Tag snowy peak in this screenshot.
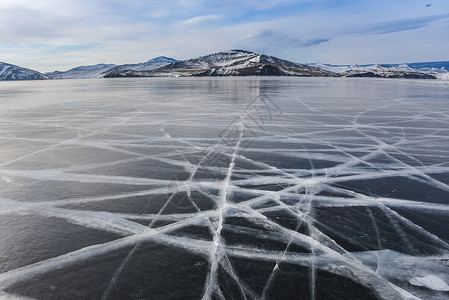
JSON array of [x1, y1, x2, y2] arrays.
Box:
[[164, 50, 262, 70], [0, 62, 47, 81], [167, 49, 335, 76], [105, 50, 335, 77], [145, 56, 178, 64]]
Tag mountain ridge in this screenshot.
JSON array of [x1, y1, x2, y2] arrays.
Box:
[[45, 64, 117, 79], [1, 51, 448, 80], [104, 56, 179, 77], [308, 62, 443, 79], [104, 50, 336, 78]]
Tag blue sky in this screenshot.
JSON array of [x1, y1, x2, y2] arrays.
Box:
[[1, 0, 448, 72]]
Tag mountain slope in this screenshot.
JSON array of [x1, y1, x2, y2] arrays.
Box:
[[45, 64, 117, 79], [0, 62, 47, 81], [104, 57, 179, 77], [105, 50, 336, 77], [46, 57, 178, 79], [407, 61, 449, 80], [309, 63, 444, 79], [3, 53, 446, 81]]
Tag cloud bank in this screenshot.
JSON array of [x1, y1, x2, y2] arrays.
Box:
[[0, 0, 448, 71]]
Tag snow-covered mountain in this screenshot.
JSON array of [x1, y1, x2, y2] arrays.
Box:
[[104, 57, 179, 77], [45, 64, 117, 79], [0, 62, 47, 81], [3, 53, 448, 80], [309, 62, 447, 79], [45, 57, 178, 79], [105, 50, 336, 77], [407, 61, 449, 80]]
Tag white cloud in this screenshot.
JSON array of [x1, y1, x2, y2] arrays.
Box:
[[182, 14, 222, 26], [1, 0, 448, 72]]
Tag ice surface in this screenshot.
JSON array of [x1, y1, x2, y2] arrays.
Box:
[[409, 275, 449, 291], [0, 78, 448, 299]]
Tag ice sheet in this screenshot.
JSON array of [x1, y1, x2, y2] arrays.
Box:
[[0, 78, 448, 299]]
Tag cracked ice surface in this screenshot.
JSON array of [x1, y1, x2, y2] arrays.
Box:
[[0, 78, 448, 299]]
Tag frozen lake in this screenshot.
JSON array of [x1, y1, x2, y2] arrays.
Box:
[[0, 77, 448, 299]]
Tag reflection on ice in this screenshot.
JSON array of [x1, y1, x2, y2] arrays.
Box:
[[0, 78, 448, 299]]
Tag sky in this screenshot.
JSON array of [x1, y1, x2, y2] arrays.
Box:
[[0, 0, 448, 72]]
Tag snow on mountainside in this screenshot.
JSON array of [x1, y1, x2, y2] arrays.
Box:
[[105, 50, 335, 77], [0, 62, 47, 81], [45, 57, 178, 79], [309, 62, 448, 79], [104, 57, 179, 77], [408, 62, 449, 80], [3, 53, 447, 80], [45, 64, 117, 79]]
